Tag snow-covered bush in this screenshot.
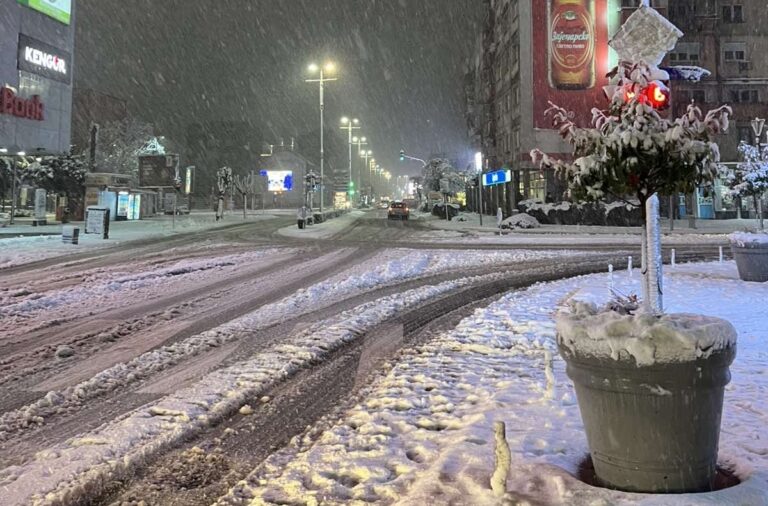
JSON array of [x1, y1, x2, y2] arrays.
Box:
[[721, 142, 768, 229], [422, 159, 465, 196], [501, 213, 540, 230], [531, 61, 731, 216], [24, 155, 87, 202]]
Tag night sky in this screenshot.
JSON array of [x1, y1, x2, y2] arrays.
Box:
[[74, 0, 480, 178]]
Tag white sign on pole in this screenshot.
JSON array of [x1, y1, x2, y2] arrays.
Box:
[[34, 188, 47, 225]]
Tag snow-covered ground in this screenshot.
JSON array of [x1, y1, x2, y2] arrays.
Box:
[[0, 248, 582, 442], [0, 212, 278, 269], [0, 267, 519, 505], [220, 261, 768, 505], [423, 212, 738, 244]]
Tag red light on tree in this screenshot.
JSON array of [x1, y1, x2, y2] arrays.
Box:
[[621, 81, 670, 110], [645, 81, 670, 110]]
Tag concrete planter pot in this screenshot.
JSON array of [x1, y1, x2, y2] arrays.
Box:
[[557, 310, 737, 493], [730, 237, 768, 282]]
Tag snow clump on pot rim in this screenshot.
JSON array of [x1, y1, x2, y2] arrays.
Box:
[[729, 232, 768, 248], [556, 301, 737, 366]]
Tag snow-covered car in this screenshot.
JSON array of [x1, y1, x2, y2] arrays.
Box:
[[387, 201, 410, 220]]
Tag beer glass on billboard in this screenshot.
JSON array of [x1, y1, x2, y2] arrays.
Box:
[[548, 0, 596, 90]]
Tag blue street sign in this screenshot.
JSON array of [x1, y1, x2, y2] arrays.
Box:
[[259, 169, 268, 177], [482, 169, 511, 187]]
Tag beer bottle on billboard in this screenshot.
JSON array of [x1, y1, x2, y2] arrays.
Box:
[[548, 0, 596, 90]]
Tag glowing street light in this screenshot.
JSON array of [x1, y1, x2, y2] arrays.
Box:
[[340, 117, 361, 201], [306, 61, 338, 212]]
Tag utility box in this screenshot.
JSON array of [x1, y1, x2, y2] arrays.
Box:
[[62, 225, 79, 244]]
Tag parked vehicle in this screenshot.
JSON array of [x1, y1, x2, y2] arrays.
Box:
[[387, 201, 410, 220]]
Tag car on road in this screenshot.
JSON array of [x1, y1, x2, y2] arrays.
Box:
[[377, 200, 390, 209], [387, 201, 410, 220]]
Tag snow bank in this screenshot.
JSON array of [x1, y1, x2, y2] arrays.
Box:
[[217, 261, 768, 505], [277, 211, 362, 240], [556, 305, 737, 366], [501, 213, 540, 230]]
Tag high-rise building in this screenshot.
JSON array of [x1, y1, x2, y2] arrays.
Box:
[[466, 0, 767, 219]]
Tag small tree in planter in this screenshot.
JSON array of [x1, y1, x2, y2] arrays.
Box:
[[533, 61, 731, 310], [531, 61, 738, 493], [723, 142, 768, 281]]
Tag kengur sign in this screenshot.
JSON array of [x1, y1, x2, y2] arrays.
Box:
[[1, 86, 44, 121], [18, 34, 71, 84]]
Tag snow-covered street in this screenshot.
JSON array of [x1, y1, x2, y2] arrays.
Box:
[[217, 261, 767, 506], [0, 211, 756, 506]]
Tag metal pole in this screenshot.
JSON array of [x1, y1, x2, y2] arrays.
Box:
[[319, 69, 324, 213], [478, 180, 484, 226], [10, 160, 17, 226], [645, 194, 663, 314], [347, 125, 352, 203]]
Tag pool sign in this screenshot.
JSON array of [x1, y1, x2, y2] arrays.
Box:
[[482, 169, 512, 187], [17, 0, 72, 25]]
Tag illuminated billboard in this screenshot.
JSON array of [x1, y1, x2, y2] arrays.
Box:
[[17, 0, 72, 25], [266, 171, 293, 192], [532, 0, 610, 129]]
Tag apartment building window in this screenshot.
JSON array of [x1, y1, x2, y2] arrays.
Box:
[[721, 3, 744, 23], [669, 42, 700, 63], [621, 0, 666, 7], [676, 89, 706, 104], [723, 42, 747, 61], [729, 89, 759, 103]]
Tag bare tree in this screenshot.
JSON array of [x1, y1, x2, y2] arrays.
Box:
[[233, 172, 258, 219]]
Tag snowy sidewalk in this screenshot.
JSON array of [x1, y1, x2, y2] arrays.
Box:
[[423, 212, 741, 240], [223, 262, 768, 505], [0, 212, 280, 269]]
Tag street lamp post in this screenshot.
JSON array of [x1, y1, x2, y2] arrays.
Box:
[[361, 149, 373, 198], [352, 136, 368, 201], [306, 62, 337, 213], [751, 117, 766, 230], [340, 117, 360, 203]]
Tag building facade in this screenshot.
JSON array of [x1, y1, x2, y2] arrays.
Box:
[[0, 0, 75, 155], [467, 0, 768, 219]]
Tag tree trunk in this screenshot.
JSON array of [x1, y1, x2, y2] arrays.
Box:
[[645, 194, 663, 314]]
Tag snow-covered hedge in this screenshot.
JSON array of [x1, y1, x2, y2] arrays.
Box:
[[501, 213, 540, 230], [518, 199, 642, 226]]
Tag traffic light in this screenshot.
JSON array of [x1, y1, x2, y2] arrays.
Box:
[[623, 81, 670, 110], [348, 180, 355, 196], [645, 81, 670, 110], [399, 150, 405, 162]]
